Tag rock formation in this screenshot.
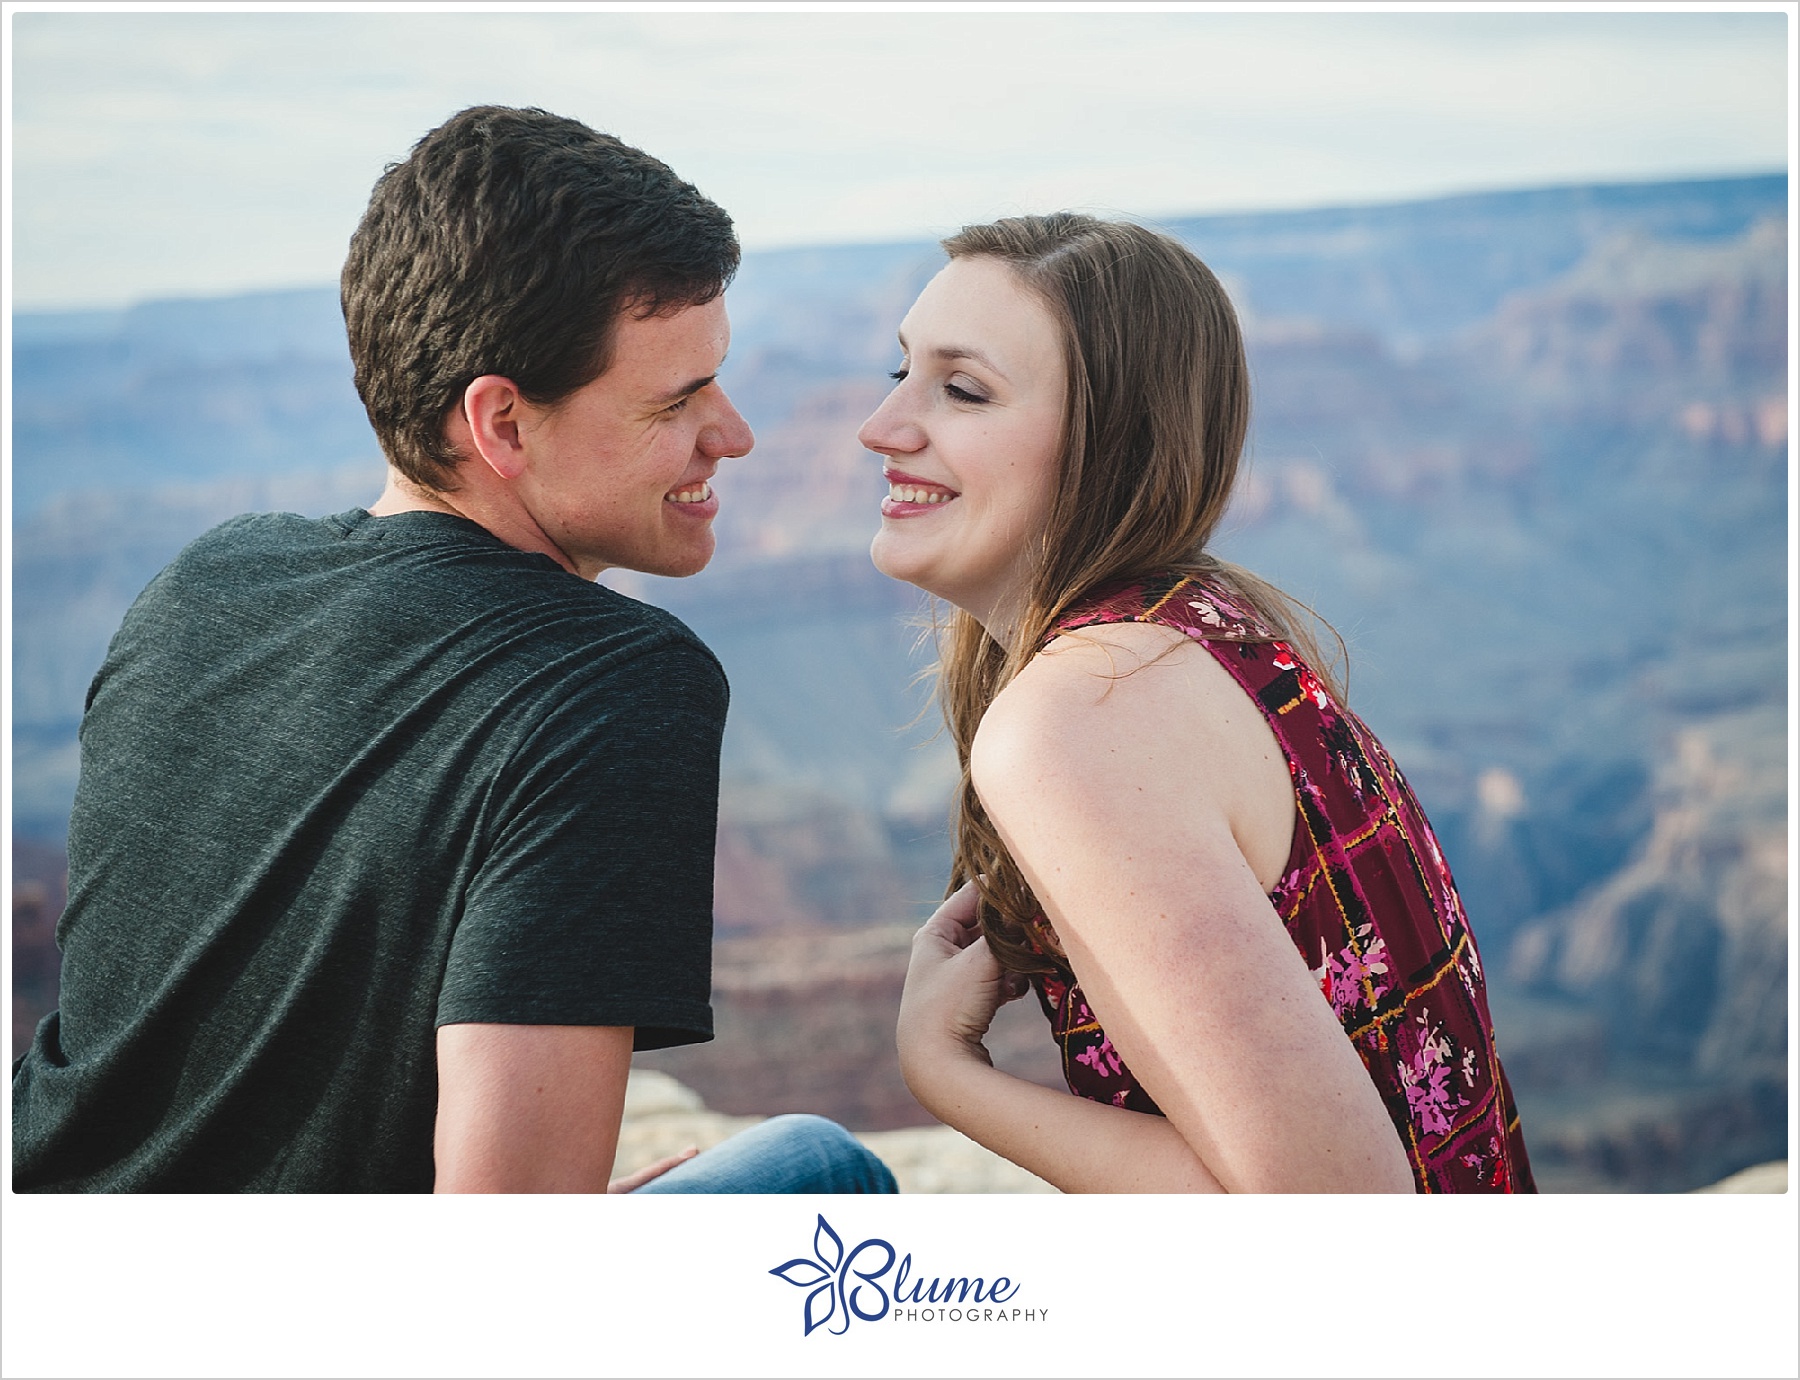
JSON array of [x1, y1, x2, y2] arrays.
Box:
[[616, 1069, 1055, 1194], [10, 174, 1787, 1192]]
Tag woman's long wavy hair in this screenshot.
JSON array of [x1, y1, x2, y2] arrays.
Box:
[[935, 213, 1345, 976]]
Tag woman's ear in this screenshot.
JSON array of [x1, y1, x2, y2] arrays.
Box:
[[446, 375, 530, 481]]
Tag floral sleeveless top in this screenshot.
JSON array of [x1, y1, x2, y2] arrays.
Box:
[[1026, 573, 1535, 1193]]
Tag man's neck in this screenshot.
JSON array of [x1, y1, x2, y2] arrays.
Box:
[[368, 470, 463, 519], [367, 467, 583, 578]]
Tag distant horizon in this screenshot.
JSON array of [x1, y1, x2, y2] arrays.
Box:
[[11, 7, 1787, 313], [12, 166, 1788, 321]]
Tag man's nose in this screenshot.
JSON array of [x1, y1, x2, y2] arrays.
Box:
[[704, 388, 754, 459]]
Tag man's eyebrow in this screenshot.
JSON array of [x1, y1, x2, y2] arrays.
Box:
[[649, 372, 718, 406]]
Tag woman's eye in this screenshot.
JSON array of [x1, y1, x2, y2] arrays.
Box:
[[888, 368, 909, 382], [945, 383, 989, 404]]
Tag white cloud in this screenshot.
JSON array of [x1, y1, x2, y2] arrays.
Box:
[[8, 7, 1789, 310]]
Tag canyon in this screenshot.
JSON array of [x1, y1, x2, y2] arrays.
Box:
[[11, 173, 1789, 1190]]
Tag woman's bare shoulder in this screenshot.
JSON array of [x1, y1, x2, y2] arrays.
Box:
[[974, 619, 1290, 876], [1038, 617, 1196, 666], [972, 623, 1215, 798], [981, 621, 1250, 744], [977, 623, 1170, 744]]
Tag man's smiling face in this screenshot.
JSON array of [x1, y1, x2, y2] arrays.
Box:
[[512, 295, 754, 579]]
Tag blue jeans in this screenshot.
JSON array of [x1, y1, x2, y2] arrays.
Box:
[[632, 1114, 898, 1194]]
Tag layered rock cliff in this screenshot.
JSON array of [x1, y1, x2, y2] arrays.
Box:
[[10, 175, 1788, 1190]]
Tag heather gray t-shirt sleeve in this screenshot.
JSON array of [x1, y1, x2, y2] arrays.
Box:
[[435, 639, 725, 1049]]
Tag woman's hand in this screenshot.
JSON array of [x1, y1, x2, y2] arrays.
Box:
[[896, 882, 1030, 1102], [893, 881, 1229, 1193]]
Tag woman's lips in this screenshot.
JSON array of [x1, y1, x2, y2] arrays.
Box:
[[881, 469, 959, 518]]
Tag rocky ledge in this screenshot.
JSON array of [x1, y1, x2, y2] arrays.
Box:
[[618, 1070, 1785, 1194], [1693, 1160, 1788, 1193], [617, 1069, 1055, 1193]]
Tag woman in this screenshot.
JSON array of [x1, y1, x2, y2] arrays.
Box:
[[863, 213, 1533, 1193]]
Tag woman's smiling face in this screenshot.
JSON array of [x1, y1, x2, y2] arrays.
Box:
[[858, 256, 1068, 633]]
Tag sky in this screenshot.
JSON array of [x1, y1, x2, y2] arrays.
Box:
[[6, 4, 1792, 313]]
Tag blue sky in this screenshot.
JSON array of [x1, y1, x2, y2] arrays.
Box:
[[7, 5, 1793, 311]]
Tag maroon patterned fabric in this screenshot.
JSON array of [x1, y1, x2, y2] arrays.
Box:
[[1025, 573, 1535, 1193]]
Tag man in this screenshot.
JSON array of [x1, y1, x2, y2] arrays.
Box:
[[13, 106, 894, 1194]]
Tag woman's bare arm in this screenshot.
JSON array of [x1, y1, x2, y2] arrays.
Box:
[[897, 883, 1226, 1192], [902, 624, 1415, 1194]]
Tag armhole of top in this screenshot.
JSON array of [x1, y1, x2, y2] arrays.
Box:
[[1055, 590, 1312, 909]]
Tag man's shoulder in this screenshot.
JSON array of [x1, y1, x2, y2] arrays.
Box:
[[147, 508, 363, 594], [132, 507, 725, 697], [168, 508, 323, 559], [391, 544, 730, 716], [539, 589, 728, 707], [555, 588, 726, 694]]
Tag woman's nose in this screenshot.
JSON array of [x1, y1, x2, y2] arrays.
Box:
[[857, 387, 922, 455]]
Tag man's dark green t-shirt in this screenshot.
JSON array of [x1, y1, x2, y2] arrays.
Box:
[[12, 509, 725, 1192]]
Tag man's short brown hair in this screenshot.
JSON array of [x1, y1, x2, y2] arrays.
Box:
[[342, 106, 739, 491]]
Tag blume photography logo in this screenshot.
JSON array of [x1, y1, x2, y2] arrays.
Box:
[[768, 1214, 1046, 1336]]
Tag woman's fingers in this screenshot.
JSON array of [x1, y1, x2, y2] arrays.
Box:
[[953, 929, 1000, 977], [919, 880, 983, 949], [942, 877, 981, 917], [912, 887, 1031, 1016], [964, 936, 1029, 1000]]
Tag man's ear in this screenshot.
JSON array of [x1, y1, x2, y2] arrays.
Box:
[[446, 375, 531, 481]]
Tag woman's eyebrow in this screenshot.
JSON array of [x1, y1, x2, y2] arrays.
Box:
[[934, 346, 1006, 378], [895, 333, 1009, 380]]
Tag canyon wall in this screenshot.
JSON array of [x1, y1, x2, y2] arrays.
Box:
[[11, 174, 1788, 1189]]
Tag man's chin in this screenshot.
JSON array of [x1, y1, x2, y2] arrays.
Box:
[[631, 536, 717, 581]]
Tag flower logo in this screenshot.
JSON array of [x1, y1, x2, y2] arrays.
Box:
[[768, 1214, 896, 1336]]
